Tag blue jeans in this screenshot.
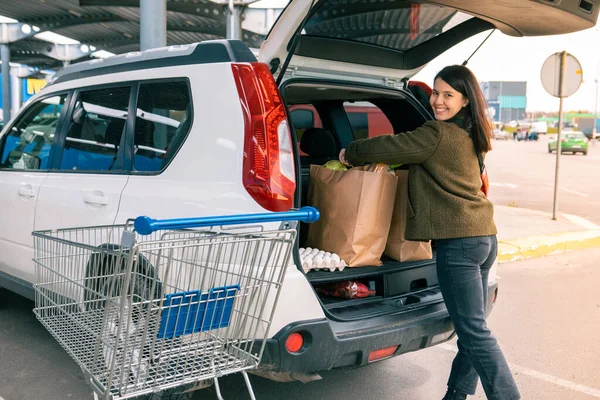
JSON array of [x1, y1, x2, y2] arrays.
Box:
[[436, 236, 520, 400]]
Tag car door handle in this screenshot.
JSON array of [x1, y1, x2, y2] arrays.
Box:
[[17, 185, 35, 198], [83, 195, 109, 206]]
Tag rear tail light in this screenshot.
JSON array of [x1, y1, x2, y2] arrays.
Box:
[[231, 62, 296, 212], [368, 345, 398, 362]]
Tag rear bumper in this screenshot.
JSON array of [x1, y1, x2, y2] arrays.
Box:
[[259, 282, 498, 373]]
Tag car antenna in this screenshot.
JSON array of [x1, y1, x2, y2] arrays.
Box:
[[461, 29, 496, 66]]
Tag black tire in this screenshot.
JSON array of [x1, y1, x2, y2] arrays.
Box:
[[583, 150, 588, 156], [84, 245, 163, 394], [548, 147, 552, 153], [84, 244, 162, 310], [138, 388, 195, 400]]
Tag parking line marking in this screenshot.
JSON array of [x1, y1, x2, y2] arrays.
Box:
[[438, 343, 600, 398], [559, 187, 589, 197], [561, 213, 600, 230]]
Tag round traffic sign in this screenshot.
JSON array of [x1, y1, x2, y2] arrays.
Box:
[[541, 52, 583, 98]]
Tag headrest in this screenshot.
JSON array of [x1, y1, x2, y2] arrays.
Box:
[[72, 105, 86, 124], [408, 80, 433, 114], [299, 127, 337, 157]]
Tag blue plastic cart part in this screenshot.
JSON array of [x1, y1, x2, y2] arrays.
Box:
[[134, 206, 320, 235], [157, 284, 241, 339]]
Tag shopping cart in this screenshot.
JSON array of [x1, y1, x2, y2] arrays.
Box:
[[32, 207, 320, 400]]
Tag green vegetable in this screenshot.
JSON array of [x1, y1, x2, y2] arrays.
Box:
[[323, 160, 348, 171]]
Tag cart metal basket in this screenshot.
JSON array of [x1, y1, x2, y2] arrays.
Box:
[[32, 207, 319, 400]]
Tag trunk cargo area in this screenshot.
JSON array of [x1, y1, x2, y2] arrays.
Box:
[[306, 254, 440, 321], [283, 79, 443, 321]]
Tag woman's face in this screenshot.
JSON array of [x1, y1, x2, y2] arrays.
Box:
[[430, 77, 469, 121]]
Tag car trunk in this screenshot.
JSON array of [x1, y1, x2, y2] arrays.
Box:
[[266, 0, 599, 322], [260, 0, 599, 86], [282, 79, 442, 321]]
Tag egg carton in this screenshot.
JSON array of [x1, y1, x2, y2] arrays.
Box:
[[305, 263, 347, 273], [299, 247, 348, 273]]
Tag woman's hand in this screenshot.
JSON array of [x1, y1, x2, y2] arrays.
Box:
[[339, 149, 351, 166]]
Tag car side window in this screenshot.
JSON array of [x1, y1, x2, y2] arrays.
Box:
[[0, 95, 66, 170], [344, 101, 393, 139], [59, 87, 130, 172], [347, 110, 369, 139], [133, 81, 192, 172], [291, 109, 314, 139], [290, 106, 319, 156]]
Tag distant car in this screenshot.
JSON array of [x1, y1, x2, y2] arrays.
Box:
[[493, 129, 511, 140], [528, 131, 539, 141], [516, 129, 538, 141], [581, 130, 600, 140], [548, 132, 588, 155], [530, 121, 548, 135]]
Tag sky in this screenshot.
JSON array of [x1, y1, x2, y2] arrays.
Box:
[[413, 24, 600, 113]]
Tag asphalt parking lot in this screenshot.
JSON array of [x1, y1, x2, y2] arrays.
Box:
[[2, 136, 600, 400], [3, 247, 600, 400]]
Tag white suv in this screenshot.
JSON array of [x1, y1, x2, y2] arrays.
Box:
[[0, 0, 596, 383]]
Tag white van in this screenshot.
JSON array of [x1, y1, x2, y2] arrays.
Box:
[[0, 0, 596, 391], [531, 121, 548, 135]]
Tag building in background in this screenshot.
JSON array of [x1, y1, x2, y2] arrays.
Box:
[[481, 81, 527, 123]]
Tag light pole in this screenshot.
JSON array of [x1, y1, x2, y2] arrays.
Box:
[[593, 77, 598, 141], [499, 80, 503, 123]]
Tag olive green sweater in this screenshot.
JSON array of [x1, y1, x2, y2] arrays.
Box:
[[345, 120, 497, 241]]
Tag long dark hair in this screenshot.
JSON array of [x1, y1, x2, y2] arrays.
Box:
[[434, 65, 492, 153]]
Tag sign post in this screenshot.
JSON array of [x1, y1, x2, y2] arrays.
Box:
[[541, 52, 583, 220]]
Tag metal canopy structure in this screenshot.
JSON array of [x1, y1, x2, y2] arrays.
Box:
[[0, 0, 266, 70]]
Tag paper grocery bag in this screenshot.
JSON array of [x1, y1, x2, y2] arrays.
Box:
[[384, 170, 433, 262], [305, 164, 397, 267]]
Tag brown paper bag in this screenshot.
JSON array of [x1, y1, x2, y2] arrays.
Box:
[[305, 164, 397, 267], [385, 170, 433, 262]]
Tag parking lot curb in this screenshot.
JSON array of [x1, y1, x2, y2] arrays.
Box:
[[498, 229, 600, 263]]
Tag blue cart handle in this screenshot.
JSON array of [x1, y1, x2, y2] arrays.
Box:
[[134, 206, 320, 235]]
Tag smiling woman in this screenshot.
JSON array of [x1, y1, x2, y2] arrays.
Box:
[[341, 65, 517, 400]]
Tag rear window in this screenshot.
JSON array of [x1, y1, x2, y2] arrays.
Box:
[[304, 2, 472, 52], [133, 81, 192, 173]]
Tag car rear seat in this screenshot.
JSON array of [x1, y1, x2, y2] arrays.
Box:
[[298, 127, 338, 205], [297, 127, 338, 246]]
